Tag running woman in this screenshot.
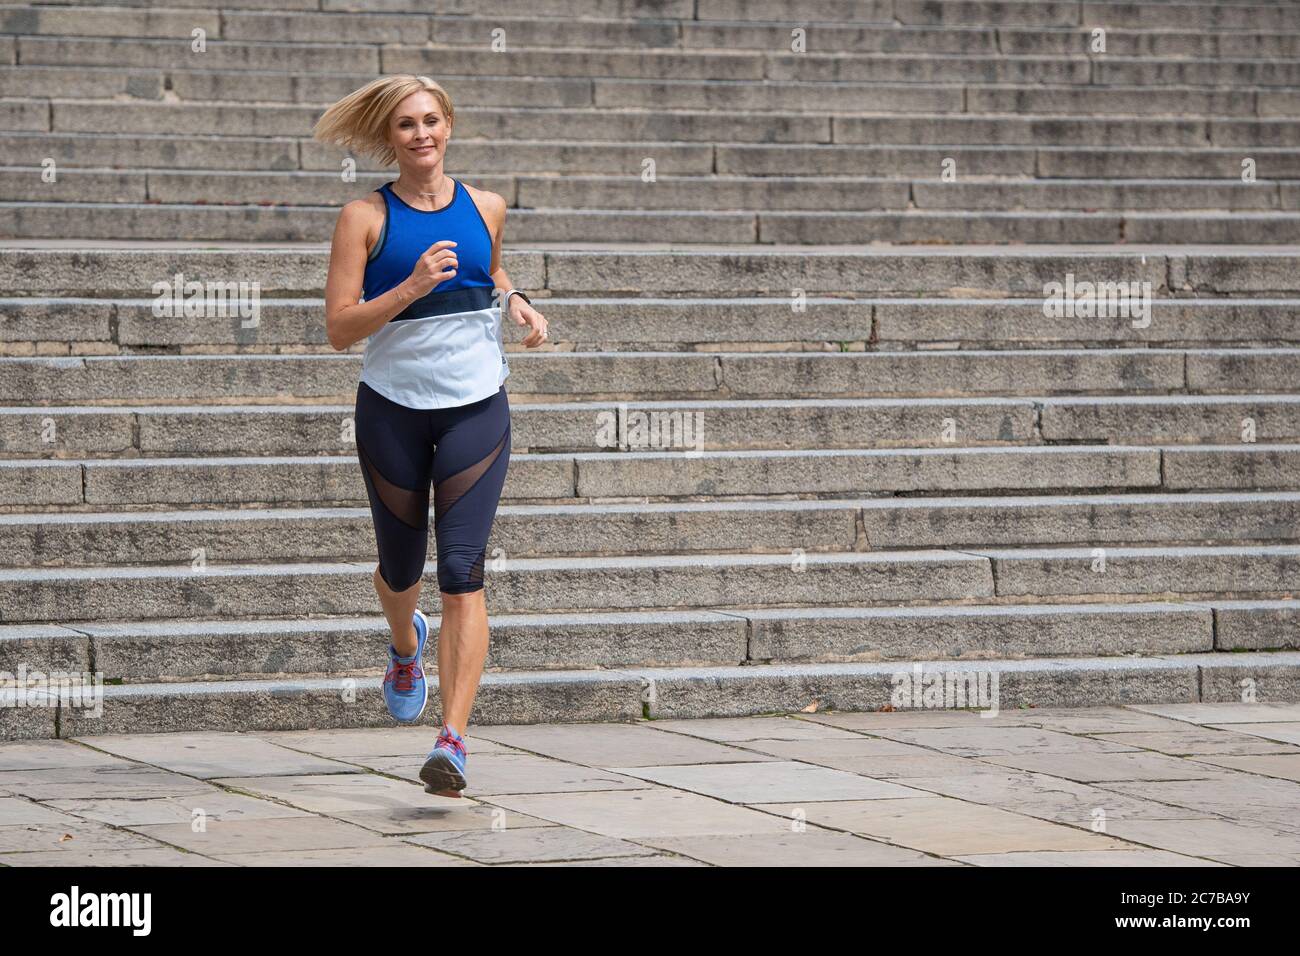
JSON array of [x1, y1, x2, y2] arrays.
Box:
[[313, 75, 548, 798]]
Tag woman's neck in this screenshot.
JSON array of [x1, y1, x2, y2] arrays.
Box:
[[393, 169, 451, 208]]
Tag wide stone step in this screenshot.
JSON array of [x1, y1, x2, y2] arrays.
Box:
[[10, 395, 1300, 458], [5, 349, 1290, 403], [0, 396, 1041, 456], [11, 201, 1300, 243], [0, 242, 1274, 296], [0, 443, 1171, 508], [11, 246, 1295, 297], [7, 132, 1298, 179], [6, 169, 1297, 212], [970, 543, 1300, 599], [835, 114, 1298, 146], [12, 28, 1300, 85], [9, 443, 1300, 512], [1038, 394, 1300, 443], [8, 18, 1300, 59], [11, 98, 1299, 143], [1099, 58, 1300, 87], [2, 543, 1288, 617], [1182, 349, 1300, 393], [0, 550, 997, 622], [8, 650, 1299, 740], [869, 299, 1300, 348], [7, 0, 1298, 31], [5, 64, 1299, 116], [999, 28, 1300, 58], [7, 3, 1299, 50], [9, 296, 1300, 352], [1035, 147, 1300, 177], [0, 600, 1228, 681], [4, 491, 1299, 567]]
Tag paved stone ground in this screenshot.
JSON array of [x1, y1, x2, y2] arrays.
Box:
[[2, 702, 1299, 867]]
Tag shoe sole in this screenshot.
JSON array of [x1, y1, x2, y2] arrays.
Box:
[[420, 750, 467, 796], [387, 609, 430, 725]]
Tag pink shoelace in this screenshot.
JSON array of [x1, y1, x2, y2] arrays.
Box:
[[384, 659, 423, 694], [435, 728, 466, 757]]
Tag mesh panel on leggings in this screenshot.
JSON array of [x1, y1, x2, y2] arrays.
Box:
[[433, 429, 508, 523], [357, 436, 429, 531], [460, 548, 487, 592]]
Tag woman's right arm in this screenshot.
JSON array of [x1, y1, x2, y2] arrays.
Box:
[[324, 199, 458, 351]]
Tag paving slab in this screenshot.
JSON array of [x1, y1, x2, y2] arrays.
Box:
[[980, 751, 1242, 782], [1098, 818, 1300, 866], [864, 726, 1142, 757], [210, 772, 461, 814], [0, 766, 216, 800], [1206, 721, 1300, 745], [955, 849, 1224, 867], [642, 715, 869, 742], [0, 796, 96, 827], [1180, 753, 1300, 783], [421, 753, 658, 797], [0, 815, 164, 854], [0, 847, 234, 866], [752, 796, 1132, 856], [331, 804, 560, 836], [889, 770, 1213, 828], [480, 788, 799, 839], [609, 760, 924, 803], [1098, 774, 1300, 832], [720, 735, 1017, 778], [641, 829, 961, 866], [989, 708, 1209, 734], [70, 731, 357, 778], [252, 727, 518, 758], [464, 721, 781, 767], [42, 790, 313, 827], [1086, 728, 1300, 755], [803, 709, 1093, 731], [316, 753, 448, 779], [127, 816, 393, 854], [404, 824, 660, 864], [0, 739, 135, 771], [208, 845, 480, 866], [1131, 702, 1300, 725], [510, 853, 707, 866]]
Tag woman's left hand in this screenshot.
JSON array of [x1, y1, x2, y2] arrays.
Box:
[[510, 297, 549, 348]]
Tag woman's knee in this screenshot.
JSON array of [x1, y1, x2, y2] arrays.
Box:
[[376, 557, 425, 595], [436, 546, 487, 594]]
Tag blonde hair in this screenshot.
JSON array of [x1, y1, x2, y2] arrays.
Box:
[[312, 75, 455, 168]]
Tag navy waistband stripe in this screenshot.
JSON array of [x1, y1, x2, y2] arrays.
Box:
[[393, 285, 496, 322]]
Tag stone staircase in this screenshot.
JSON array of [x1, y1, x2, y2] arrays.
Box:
[[2, 0, 1299, 739]]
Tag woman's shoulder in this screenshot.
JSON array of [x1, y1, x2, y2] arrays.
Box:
[[339, 188, 387, 224], [460, 180, 506, 231], [333, 190, 388, 260]]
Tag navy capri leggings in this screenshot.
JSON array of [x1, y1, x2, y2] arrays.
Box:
[[353, 380, 511, 594]]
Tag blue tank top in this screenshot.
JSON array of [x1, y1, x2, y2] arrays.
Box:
[[358, 178, 509, 409]]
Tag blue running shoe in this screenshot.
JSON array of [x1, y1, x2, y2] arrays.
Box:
[[420, 722, 468, 797], [382, 609, 429, 724]]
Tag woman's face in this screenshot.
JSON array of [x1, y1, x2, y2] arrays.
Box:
[[387, 91, 450, 172]]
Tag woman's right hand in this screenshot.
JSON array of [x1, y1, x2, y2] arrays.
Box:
[[403, 240, 458, 297]]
